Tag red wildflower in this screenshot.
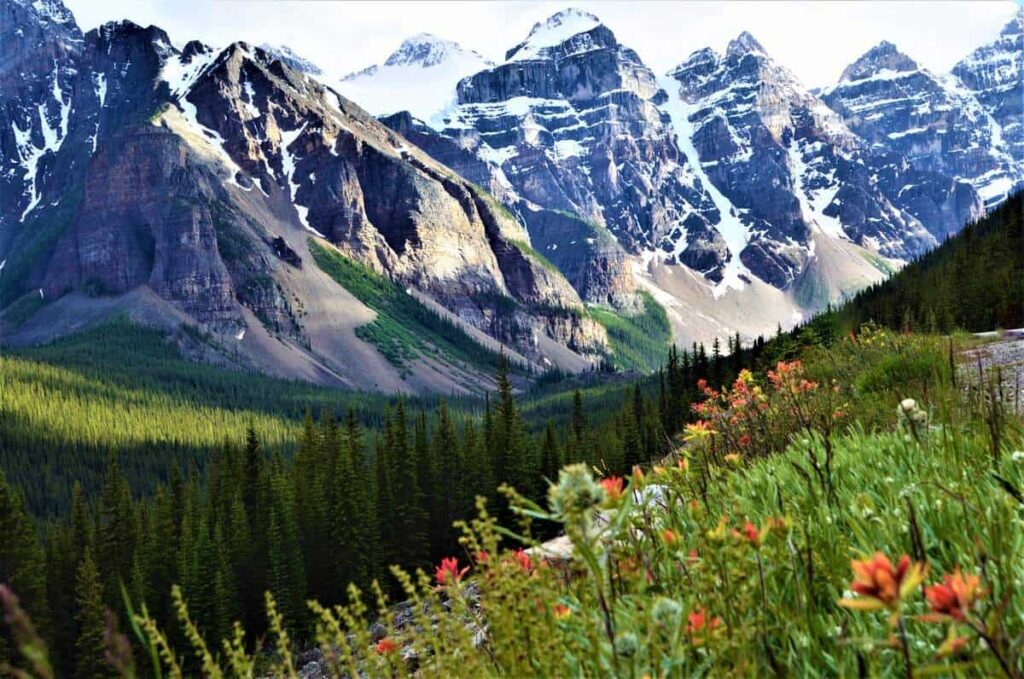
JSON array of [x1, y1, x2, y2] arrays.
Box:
[[375, 637, 398, 655], [738, 434, 752, 448], [512, 548, 533, 573], [600, 476, 625, 501], [553, 604, 572, 620], [688, 549, 699, 564], [923, 568, 982, 622], [475, 550, 490, 564], [435, 557, 468, 586], [738, 521, 760, 547], [686, 608, 723, 642], [839, 552, 925, 612]]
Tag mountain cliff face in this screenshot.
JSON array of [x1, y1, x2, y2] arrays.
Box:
[[821, 40, 1019, 212], [950, 9, 1024, 203], [351, 11, 989, 320], [664, 32, 983, 282], [0, 1, 608, 393]]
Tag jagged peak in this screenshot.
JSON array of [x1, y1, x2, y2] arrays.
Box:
[[182, 40, 213, 61], [258, 43, 324, 76], [839, 40, 920, 82], [726, 31, 767, 59], [383, 33, 491, 68], [12, 0, 77, 28], [505, 7, 604, 61], [91, 20, 175, 57], [1001, 6, 1023, 36], [668, 46, 719, 76]]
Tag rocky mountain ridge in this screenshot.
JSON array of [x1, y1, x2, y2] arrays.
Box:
[[0, 0, 609, 394], [338, 8, 1015, 345]]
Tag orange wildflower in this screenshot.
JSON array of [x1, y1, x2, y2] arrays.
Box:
[[923, 568, 982, 622], [435, 557, 468, 586], [661, 528, 679, 545], [553, 604, 572, 620], [839, 552, 925, 612], [511, 548, 533, 573], [375, 637, 398, 655], [600, 476, 625, 501]]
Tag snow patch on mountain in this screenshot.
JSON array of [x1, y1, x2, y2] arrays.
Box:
[[505, 8, 601, 61], [338, 34, 492, 129], [656, 74, 750, 297]]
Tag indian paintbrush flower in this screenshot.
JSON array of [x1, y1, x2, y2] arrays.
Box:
[[839, 552, 925, 615], [435, 557, 468, 586], [375, 637, 398, 655], [600, 476, 625, 502], [923, 568, 982, 622]]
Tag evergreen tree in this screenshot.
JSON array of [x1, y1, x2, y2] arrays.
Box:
[[73, 549, 107, 679], [0, 471, 49, 665]]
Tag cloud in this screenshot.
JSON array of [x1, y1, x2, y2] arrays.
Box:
[[63, 0, 1019, 87]]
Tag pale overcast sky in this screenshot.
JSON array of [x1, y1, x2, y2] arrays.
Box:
[[62, 0, 1022, 87]]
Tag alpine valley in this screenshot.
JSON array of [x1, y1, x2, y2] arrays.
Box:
[[2, 1, 1021, 393]]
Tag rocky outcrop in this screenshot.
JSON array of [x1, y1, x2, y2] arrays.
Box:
[[665, 31, 969, 287], [949, 9, 1024, 204], [820, 41, 1009, 215]]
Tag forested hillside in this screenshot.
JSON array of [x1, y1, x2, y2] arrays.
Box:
[[837, 191, 1023, 332]]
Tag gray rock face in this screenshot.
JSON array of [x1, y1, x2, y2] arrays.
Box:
[[0, 1, 608, 385], [665, 32, 949, 286], [950, 9, 1024, 203], [450, 11, 720, 265], [363, 11, 993, 310], [821, 40, 1014, 214]]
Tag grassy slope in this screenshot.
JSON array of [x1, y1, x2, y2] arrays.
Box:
[[308, 240, 509, 375], [589, 290, 672, 373]]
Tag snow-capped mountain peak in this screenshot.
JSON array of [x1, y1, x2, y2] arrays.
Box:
[[504, 7, 602, 61], [838, 40, 919, 82], [725, 31, 767, 59], [382, 33, 490, 68], [337, 34, 492, 128], [1001, 7, 1023, 36], [12, 0, 77, 28], [257, 43, 323, 76]]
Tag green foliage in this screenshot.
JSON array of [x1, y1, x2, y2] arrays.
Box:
[[589, 291, 672, 373], [21, 330, 1016, 678], [838, 191, 1023, 333], [509, 239, 560, 274], [309, 239, 508, 374], [0, 320, 402, 516]]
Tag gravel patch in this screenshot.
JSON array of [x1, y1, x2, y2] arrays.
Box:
[[960, 331, 1024, 414]]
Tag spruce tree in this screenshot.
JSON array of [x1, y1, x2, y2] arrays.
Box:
[[73, 549, 107, 679]]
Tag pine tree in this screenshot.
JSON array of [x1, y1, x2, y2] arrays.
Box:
[[98, 456, 136, 603], [540, 421, 561, 483], [73, 549, 107, 679], [0, 471, 49, 664]]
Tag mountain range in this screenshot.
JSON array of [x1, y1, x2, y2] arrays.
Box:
[[2, 1, 1021, 393]]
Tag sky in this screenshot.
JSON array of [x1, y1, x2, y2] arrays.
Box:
[[62, 0, 1022, 88]]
